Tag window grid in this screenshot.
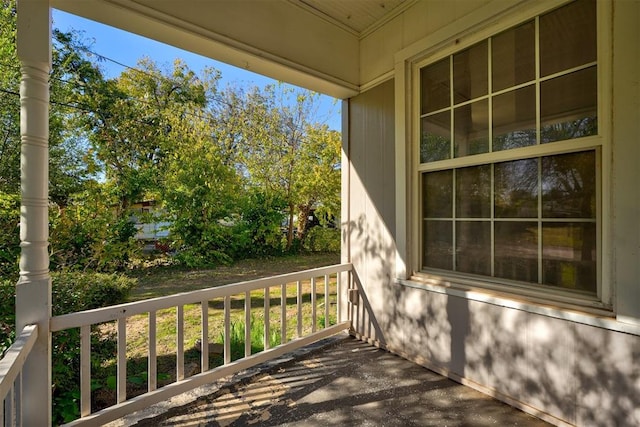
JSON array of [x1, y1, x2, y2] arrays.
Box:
[[419, 0, 599, 293]]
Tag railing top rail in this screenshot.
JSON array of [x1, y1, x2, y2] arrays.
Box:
[[51, 263, 352, 332], [0, 324, 38, 400]]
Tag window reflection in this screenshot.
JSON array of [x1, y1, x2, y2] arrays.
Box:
[[542, 222, 596, 292], [541, 67, 597, 143], [495, 158, 538, 218], [456, 165, 491, 218], [453, 41, 488, 104], [540, 0, 596, 77], [454, 99, 489, 157], [456, 221, 491, 275], [421, 58, 450, 114], [495, 222, 538, 283], [493, 85, 536, 151], [424, 220, 453, 270], [421, 112, 450, 163], [423, 170, 453, 218], [542, 151, 595, 218], [492, 21, 535, 91]]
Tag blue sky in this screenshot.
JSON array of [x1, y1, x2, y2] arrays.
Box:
[[51, 9, 341, 130]]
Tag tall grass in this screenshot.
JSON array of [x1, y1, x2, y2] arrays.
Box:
[[223, 315, 281, 361]]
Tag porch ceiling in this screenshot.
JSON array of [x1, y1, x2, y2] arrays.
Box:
[[51, 0, 413, 99]]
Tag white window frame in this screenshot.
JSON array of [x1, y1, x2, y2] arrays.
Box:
[[395, 0, 612, 312]]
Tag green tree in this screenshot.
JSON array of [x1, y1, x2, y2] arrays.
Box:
[[239, 85, 340, 249], [294, 124, 341, 241], [78, 58, 206, 212], [0, 2, 98, 200], [161, 85, 243, 265]]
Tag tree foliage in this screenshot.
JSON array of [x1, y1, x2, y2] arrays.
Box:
[[0, 5, 341, 275]]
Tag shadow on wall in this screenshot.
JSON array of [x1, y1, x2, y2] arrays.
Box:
[[464, 302, 640, 426], [381, 282, 640, 426], [343, 213, 397, 348], [382, 280, 470, 379]]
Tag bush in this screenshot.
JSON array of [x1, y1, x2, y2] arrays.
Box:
[[51, 271, 136, 424], [51, 271, 136, 314], [0, 272, 136, 424], [0, 192, 20, 281], [303, 227, 340, 253], [49, 191, 140, 273], [0, 279, 16, 358]]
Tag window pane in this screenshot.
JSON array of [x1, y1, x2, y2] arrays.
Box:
[[542, 151, 596, 218], [454, 99, 489, 157], [456, 165, 491, 218], [423, 170, 453, 218], [540, 67, 597, 143], [492, 21, 535, 91], [456, 221, 491, 275], [542, 222, 596, 293], [421, 112, 451, 163], [495, 222, 538, 283], [493, 85, 536, 151], [453, 41, 488, 104], [540, 0, 596, 77], [495, 159, 538, 218], [421, 58, 450, 114], [424, 220, 453, 270]]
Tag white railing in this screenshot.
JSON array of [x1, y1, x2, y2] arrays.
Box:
[[0, 324, 38, 427], [50, 263, 353, 426]]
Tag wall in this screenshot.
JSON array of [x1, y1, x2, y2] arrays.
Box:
[[346, 1, 640, 426], [344, 79, 398, 348]]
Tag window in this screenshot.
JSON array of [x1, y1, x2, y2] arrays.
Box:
[[418, 0, 599, 295]]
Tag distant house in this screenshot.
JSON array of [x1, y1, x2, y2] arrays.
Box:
[[129, 200, 170, 241]]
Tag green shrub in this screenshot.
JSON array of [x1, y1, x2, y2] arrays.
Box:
[[303, 227, 340, 253], [0, 279, 16, 358], [0, 192, 20, 281], [49, 191, 140, 273], [51, 271, 136, 314], [0, 272, 136, 425]]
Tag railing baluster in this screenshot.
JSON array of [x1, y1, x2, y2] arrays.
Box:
[[148, 311, 157, 392], [117, 318, 127, 403], [1, 390, 5, 426], [296, 280, 302, 338], [80, 324, 91, 416], [4, 383, 13, 427], [176, 305, 184, 381], [244, 291, 251, 358], [264, 287, 270, 350], [311, 277, 317, 333], [324, 274, 330, 327], [15, 373, 21, 427], [337, 271, 342, 322], [224, 296, 231, 365], [281, 284, 286, 344], [201, 301, 209, 372]]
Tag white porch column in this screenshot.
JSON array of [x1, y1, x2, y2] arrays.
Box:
[[16, 0, 52, 425]]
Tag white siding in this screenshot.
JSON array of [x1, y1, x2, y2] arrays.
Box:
[[347, 1, 640, 425]]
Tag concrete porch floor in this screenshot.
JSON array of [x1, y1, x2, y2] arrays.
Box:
[[111, 335, 551, 427]]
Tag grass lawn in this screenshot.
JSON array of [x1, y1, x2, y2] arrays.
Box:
[[128, 252, 340, 300]]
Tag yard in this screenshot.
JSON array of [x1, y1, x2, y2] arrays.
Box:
[[79, 252, 342, 411]]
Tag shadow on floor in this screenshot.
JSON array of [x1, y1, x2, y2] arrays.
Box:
[[123, 335, 550, 427]]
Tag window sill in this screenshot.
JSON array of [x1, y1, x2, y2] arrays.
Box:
[[397, 274, 640, 337]]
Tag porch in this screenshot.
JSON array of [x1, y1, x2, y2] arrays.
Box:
[[0, 262, 550, 426], [6, 0, 640, 426], [109, 335, 550, 427]]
